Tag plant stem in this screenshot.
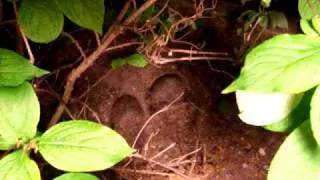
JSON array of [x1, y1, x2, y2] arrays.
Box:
[[12, 2, 35, 64]]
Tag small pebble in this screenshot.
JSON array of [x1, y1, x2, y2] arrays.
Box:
[[242, 163, 248, 168], [259, 148, 266, 156]]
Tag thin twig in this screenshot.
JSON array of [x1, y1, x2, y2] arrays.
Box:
[[150, 143, 176, 160], [142, 129, 160, 157], [132, 154, 190, 179], [115, 168, 175, 177], [62, 32, 87, 59], [104, 42, 144, 53], [94, 32, 101, 46], [168, 48, 228, 56], [151, 56, 233, 65], [132, 92, 184, 148], [124, 0, 158, 25], [13, 2, 35, 64]]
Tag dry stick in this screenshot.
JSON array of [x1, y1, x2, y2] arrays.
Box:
[[103, 42, 144, 53], [152, 56, 233, 65], [115, 168, 175, 177], [132, 92, 184, 149], [168, 48, 228, 56], [169, 148, 201, 167], [48, 0, 158, 127], [142, 129, 160, 157], [132, 154, 191, 179], [13, 3, 35, 64], [62, 32, 87, 59], [150, 143, 176, 160]]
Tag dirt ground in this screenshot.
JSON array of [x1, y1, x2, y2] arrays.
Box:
[[66, 61, 284, 180]]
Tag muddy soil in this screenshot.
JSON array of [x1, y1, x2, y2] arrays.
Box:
[[62, 60, 283, 180]]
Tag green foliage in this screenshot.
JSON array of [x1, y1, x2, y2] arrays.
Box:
[[310, 85, 320, 145], [0, 82, 39, 143], [38, 120, 134, 172], [223, 34, 320, 94], [235, 91, 303, 126], [264, 88, 314, 132], [0, 150, 41, 180], [223, 0, 320, 178], [268, 121, 320, 180], [54, 173, 99, 180], [300, 19, 319, 36], [0, 50, 133, 179], [17, 0, 105, 43], [298, 0, 320, 20], [111, 54, 148, 69], [237, 10, 288, 37], [53, 0, 104, 34], [0, 49, 48, 86], [0, 81, 133, 179], [19, 0, 64, 43]]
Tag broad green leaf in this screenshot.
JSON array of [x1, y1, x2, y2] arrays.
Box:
[[127, 54, 148, 68], [0, 82, 40, 142], [111, 58, 127, 69], [54, 0, 104, 33], [19, 0, 64, 43], [310, 85, 320, 145], [298, 0, 320, 20], [265, 88, 314, 132], [0, 48, 49, 86], [236, 91, 303, 126], [268, 121, 320, 180], [300, 19, 319, 36], [222, 34, 320, 94], [0, 150, 40, 180], [38, 120, 134, 172], [54, 173, 99, 180], [0, 136, 15, 150]]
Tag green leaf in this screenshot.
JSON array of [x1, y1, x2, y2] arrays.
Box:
[[310, 85, 320, 145], [311, 15, 320, 34], [222, 34, 320, 94], [19, 0, 64, 43], [264, 88, 314, 132], [0, 48, 49, 86], [111, 58, 127, 69], [300, 19, 320, 36], [0, 136, 15, 150], [0, 82, 40, 143], [38, 120, 134, 172], [298, 0, 320, 20], [54, 0, 104, 33], [54, 173, 99, 180], [268, 121, 320, 180], [236, 91, 303, 126], [126, 54, 148, 68], [111, 54, 148, 69], [0, 150, 40, 180]]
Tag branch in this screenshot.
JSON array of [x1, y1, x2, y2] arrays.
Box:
[[13, 2, 35, 64]]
